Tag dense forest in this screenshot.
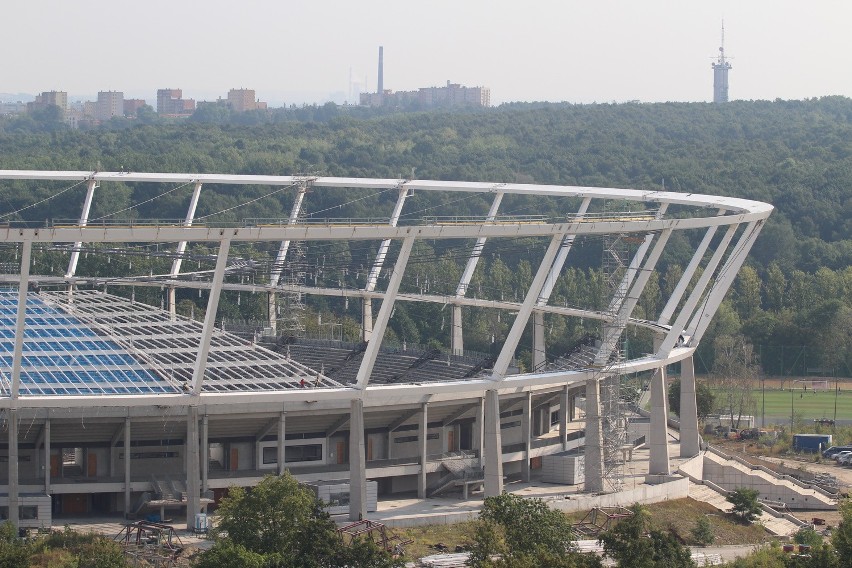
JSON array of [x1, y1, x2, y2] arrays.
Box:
[[0, 98, 850, 377]]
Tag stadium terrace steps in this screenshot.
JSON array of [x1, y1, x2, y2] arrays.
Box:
[[279, 339, 490, 386]]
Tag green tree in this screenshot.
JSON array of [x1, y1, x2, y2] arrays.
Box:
[[727, 488, 762, 523], [736, 265, 762, 320], [690, 516, 715, 546], [792, 526, 823, 548], [765, 262, 787, 311], [667, 377, 715, 421], [713, 334, 759, 429], [0, 522, 30, 568], [195, 541, 265, 568], [831, 499, 852, 559], [469, 493, 601, 568], [207, 473, 401, 567], [215, 472, 319, 555], [599, 503, 695, 568]]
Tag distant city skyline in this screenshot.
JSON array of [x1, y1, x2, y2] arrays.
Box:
[[2, 0, 851, 106]]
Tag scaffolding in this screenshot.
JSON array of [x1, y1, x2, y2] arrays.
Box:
[[275, 184, 308, 338], [598, 219, 632, 492]]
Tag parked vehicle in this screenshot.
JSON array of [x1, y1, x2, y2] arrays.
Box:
[[824, 445, 852, 458], [836, 452, 852, 464], [833, 451, 852, 462]]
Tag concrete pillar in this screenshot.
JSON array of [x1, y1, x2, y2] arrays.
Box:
[[124, 417, 131, 516], [361, 299, 373, 341], [483, 389, 503, 496], [201, 415, 209, 492], [267, 291, 277, 333], [522, 392, 532, 482], [560, 385, 570, 451], [185, 406, 200, 530], [277, 412, 286, 476], [168, 286, 177, 318], [8, 408, 18, 528], [476, 397, 485, 467], [531, 311, 545, 371], [679, 356, 700, 457], [418, 403, 428, 499], [349, 399, 367, 521], [648, 367, 671, 475], [583, 379, 604, 492], [451, 305, 463, 356], [44, 418, 51, 496]]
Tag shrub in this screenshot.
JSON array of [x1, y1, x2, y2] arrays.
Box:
[[690, 516, 715, 546], [727, 488, 762, 524]]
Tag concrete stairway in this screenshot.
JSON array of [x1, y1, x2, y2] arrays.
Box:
[[688, 481, 802, 536], [704, 450, 835, 510]]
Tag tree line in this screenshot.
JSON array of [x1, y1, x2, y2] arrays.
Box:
[[0, 98, 850, 375]]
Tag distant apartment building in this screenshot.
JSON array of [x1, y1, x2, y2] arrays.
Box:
[[96, 91, 124, 120], [227, 88, 266, 112], [360, 81, 490, 108], [0, 101, 27, 115], [27, 91, 68, 116], [123, 99, 146, 117], [156, 89, 195, 116], [419, 81, 490, 107]]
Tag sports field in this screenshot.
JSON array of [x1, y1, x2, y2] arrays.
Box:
[[737, 388, 852, 421]]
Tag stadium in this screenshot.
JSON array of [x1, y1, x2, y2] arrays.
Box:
[[0, 170, 772, 529]]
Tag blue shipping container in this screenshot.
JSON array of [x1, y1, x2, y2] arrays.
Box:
[[793, 433, 832, 453]]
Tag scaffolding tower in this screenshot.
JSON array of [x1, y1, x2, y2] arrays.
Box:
[[598, 221, 631, 492], [268, 179, 310, 338], [277, 209, 307, 338]]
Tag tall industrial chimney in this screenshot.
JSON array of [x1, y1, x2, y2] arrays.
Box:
[[377, 46, 384, 95]]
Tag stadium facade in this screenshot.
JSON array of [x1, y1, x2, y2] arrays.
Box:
[[0, 171, 771, 528]]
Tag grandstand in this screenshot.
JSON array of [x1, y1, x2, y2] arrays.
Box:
[[0, 170, 771, 528]]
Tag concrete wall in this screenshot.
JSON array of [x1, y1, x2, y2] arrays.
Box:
[[112, 445, 183, 477], [381, 477, 691, 528], [547, 477, 691, 513], [0, 495, 52, 529]]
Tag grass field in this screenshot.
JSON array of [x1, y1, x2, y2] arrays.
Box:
[[728, 387, 852, 421]]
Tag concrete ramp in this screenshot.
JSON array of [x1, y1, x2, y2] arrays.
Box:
[[703, 449, 835, 510]]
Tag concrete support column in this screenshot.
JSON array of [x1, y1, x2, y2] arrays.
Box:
[[648, 367, 671, 475], [560, 385, 570, 451], [483, 389, 503, 496], [267, 291, 277, 333], [168, 287, 177, 319], [201, 415, 209, 493], [418, 403, 428, 499], [476, 397, 485, 467], [123, 417, 131, 516], [8, 409, 19, 528], [583, 379, 604, 492], [277, 412, 286, 476], [531, 311, 545, 371], [185, 406, 200, 530], [44, 418, 51, 495], [349, 399, 367, 521], [361, 299, 373, 342], [522, 392, 532, 482], [451, 305, 463, 356], [679, 356, 700, 457]]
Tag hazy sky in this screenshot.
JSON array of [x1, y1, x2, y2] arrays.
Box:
[[3, 0, 851, 106]]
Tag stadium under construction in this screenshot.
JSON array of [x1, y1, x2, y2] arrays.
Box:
[[0, 170, 772, 528]]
